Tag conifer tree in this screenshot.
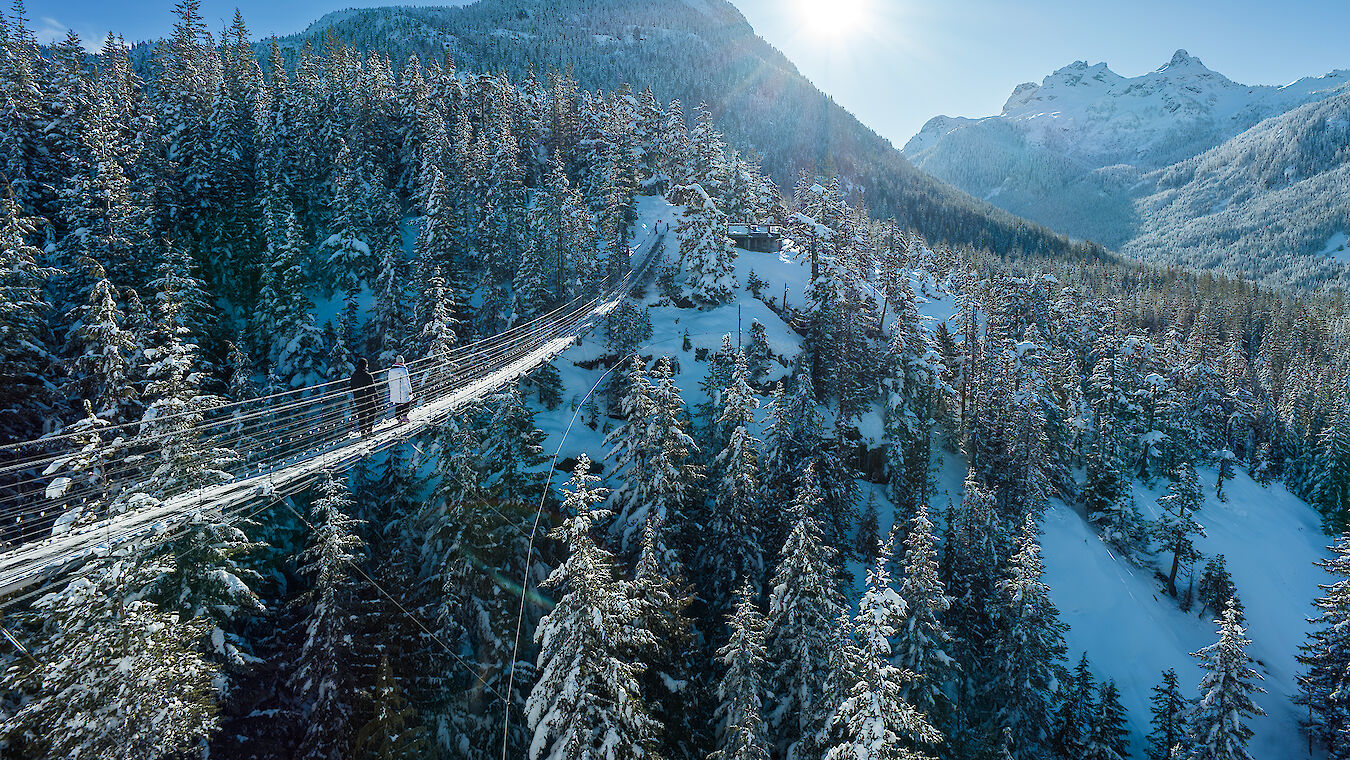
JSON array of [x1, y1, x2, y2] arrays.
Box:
[[744, 319, 772, 383], [371, 227, 410, 366], [323, 142, 376, 294], [645, 356, 702, 567], [944, 472, 1003, 721], [710, 583, 772, 760], [0, 191, 54, 440], [1052, 652, 1095, 758], [707, 351, 764, 607], [678, 183, 736, 304], [632, 517, 698, 758], [69, 274, 139, 423], [826, 532, 942, 760], [988, 514, 1067, 760], [415, 267, 462, 376], [766, 464, 846, 757], [1156, 463, 1206, 599], [1313, 406, 1350, 533], [0, 547, 219, 759], [857, 493, 881, 562], [604, 297, 653, 361], [1299, 534, 1350, 759], [1085, 681, 1129, 760], [1197, 555, 1236, 620], [254, 204, 312, 365], [292, 470, 368, 760], [1147, 669, 1187, 760], [1188, 601, 1265, 760], [279, 310, 328, 389], [526, 456, 658, 760], [895, 495, 956, 723], [606, 356, 657, 553], [351, 655, 432, 760]]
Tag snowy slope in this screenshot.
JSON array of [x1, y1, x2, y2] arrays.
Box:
[[532, 195, 805, 476], [1124, 89, 1350, 289], [895, 281, 1331, 755], [524, 195, 1330, 757], [1044, 470, 1328, 758]]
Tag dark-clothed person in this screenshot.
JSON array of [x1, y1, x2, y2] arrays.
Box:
[[351, 358, 378, 436]]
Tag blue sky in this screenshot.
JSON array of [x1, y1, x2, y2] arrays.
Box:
[[28, 0, 1350, 147]]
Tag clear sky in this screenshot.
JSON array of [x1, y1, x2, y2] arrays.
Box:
[[28, 0, 1350, 148]]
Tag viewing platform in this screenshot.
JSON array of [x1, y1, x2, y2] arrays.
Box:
[[728, 222, 783, 252]]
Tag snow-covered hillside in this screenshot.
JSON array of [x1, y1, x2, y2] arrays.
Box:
[[256, 0, 1096, 267], [903, 50, 1350, 289], [1126, 89, 1350, 288], [528, 196, 1332, 758]]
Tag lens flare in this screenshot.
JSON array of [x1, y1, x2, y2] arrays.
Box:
[[795, 0, 870, 40]]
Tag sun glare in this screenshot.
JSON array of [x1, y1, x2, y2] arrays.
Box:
[[795, 0, 869, 41]]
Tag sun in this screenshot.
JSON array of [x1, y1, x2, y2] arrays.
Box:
[[794, 0, 870, 41]]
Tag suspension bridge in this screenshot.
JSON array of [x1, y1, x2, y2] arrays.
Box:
[[0, 234, 664, 606]]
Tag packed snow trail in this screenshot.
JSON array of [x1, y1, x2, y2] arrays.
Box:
[[0, 235, 664, 604]]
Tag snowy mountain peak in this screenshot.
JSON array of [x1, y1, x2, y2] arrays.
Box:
[[1161, 48, 1203, 70], [903, 51, 1350, 285], [917, 48, 1350, 172]]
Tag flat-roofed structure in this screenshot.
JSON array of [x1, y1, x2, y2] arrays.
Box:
[[728, 223, 783, 253]]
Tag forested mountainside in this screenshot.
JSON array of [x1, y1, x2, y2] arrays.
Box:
[[905, 51, 1350, 291], [241, 0, 1108, 263], [5, 2, 1350, 760]]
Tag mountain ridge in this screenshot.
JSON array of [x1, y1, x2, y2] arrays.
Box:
[[259, 0, 1107, 264], [903, 49, 1350, 289]]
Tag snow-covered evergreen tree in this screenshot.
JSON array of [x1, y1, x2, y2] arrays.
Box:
[[322, 142, 376, 294], [0, 547, 219, 759], [1052, 653, 1096, 759], [766, 463, 847, 758], [1197, 554, 1236, 620], [632, 517, 698, 758], [678, 183, 736, 304], [1156, 463, 1206, 600], [825, 532, 942, 760], [894, 494, 956, 722], [1313, 406, 1350, 533], [988, 514, 1067, 760], [291, 469, 368, 760], [710, 582, 772, 760], [68, 274, 139, 423], [351, 654, 432, 760], [1188, 601, 1265, 760], [1147, 668, 1187, 760], [706, 350, 764, 607], [1300, 533, 1350, 759], [526, 456, 658, 760], [1085, 680, 1129, 760], [606, 357, 656, 554], [0, 191, 54, 440]]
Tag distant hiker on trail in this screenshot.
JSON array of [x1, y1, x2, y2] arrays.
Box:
[[389, 356, 414, 424], [350, 358, 378, 436]]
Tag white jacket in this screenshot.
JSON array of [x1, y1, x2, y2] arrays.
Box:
[[388, 364, 413, 404]]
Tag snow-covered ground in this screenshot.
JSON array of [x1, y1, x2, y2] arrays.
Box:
[[1045, 469, 1327, 757], [1318, 230, 1349, 262], [534, 196, 803, 476], [527, 194, 1330, 758]]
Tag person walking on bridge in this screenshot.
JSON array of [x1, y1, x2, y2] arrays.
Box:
[[389, 355, 414, 424], [350, 358, 378, 436]]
